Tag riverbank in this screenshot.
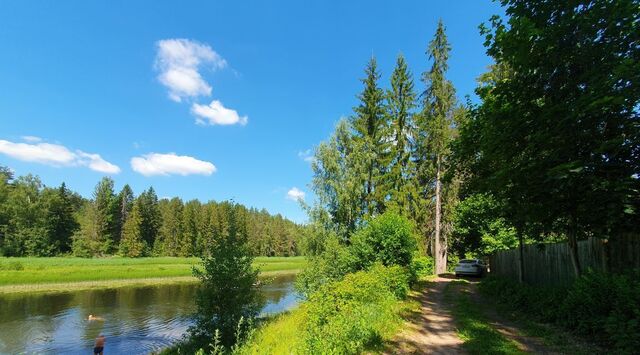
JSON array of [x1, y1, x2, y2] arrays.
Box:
[[0, 256, 306, 294]]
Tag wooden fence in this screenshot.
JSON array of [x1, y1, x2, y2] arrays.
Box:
[[489, 234, 640, 286]]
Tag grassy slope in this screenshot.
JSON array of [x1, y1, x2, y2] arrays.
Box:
[[0, 256, 306, 287], [238, 280, 423, 354]]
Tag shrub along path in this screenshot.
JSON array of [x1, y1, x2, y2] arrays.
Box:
[[385, 275, 555, 354]]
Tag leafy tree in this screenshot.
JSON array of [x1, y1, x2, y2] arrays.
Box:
[[415, 20, 458, 274], [190, 202, 261, 348], [311, 120, 364, 237], [350, 211, 417, 270], [119, 202, 147, 257], [450, 193, 518, 258], [459, 0, 640, 276]]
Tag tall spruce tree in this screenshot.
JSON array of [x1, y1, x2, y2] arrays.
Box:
[[93, 177, 117, 255], [351, 57, 390, 216], [115, 184, 134, 246], [386, 54, 417, 214], [138, 187, 161, 248], [417, 20, 457, 274], [119, 201, 146, 257]]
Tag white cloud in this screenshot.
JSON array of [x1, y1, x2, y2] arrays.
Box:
[[286, 187, 305, 202], [131, 152, 216, 176], [191, 100, 248, 126], [21, 135, 42, 143], [155, 38, 227, 102], [0, 139, 120, 174], [297, 149, 314, 163]]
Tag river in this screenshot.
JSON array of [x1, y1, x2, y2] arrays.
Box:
[[0, 274, 298, 354]]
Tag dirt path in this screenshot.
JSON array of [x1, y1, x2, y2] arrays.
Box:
[[452, 280, 557, 354], [386, 276, 557, 354], [385, 276, 465, 354]]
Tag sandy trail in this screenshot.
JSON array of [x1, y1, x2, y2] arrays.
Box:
[[385, 276, 465, 354]]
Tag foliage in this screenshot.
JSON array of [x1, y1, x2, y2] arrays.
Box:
[[481, 272, 640, 353], [410, 254, 434, 280], [450, 193, 518, 258], [0, 167, 304, 258], [190, 202, 262, 349], [350, 211, 417, 270], [119, 202, 147, 257], [456, 0, 640, 275], [302, 266, 407, 354], [295, 233, 356, 298]]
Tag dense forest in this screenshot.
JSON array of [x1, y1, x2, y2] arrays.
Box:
[[0, 167, 304, 257]]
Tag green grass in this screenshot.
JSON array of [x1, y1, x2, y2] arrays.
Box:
[[0, 256, 306, 286], [445, 280, 524, 355]]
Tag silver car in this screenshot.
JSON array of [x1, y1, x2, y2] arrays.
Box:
[[454, 259, 486, 277]]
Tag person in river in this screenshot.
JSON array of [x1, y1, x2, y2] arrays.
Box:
[[87, 314, 104, 321], [93, 335, 105, 355]]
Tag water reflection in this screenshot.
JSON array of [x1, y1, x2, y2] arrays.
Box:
[[0, 273, 298, 354]]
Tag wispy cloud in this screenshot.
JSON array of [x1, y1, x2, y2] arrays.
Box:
[[286, 187, 305, 202], [131, 152, 216, 176], [297, 149, 314, 163], [0, 139, 120, 174], [155, 39, 227, 102], [191, 100, 248, 126], [21, 135, 42, 143]]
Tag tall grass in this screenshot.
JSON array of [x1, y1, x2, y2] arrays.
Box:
[[0, 256, 306, 286]]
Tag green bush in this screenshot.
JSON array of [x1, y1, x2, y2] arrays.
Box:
[[350, 212, 417, 270], [410, 255, 434, 279], [480, 272, 640, 354], [560, 271, 640, 352], [302, 266, 407, 354], [295, 234, 356, 298]]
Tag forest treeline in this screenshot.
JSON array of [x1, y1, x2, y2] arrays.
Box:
[[0, 168, 304, 257]]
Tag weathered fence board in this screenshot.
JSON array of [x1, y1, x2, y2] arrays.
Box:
[[489, 234, 639, 286]]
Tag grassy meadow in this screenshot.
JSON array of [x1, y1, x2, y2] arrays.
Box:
[[0, 256, 306, 288]]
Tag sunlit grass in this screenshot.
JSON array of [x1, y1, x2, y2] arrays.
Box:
[[445, 280, 524, 355], [0, 256, 306, 286]]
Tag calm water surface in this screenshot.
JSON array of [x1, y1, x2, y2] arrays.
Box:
[[0, 274, 298, 354]]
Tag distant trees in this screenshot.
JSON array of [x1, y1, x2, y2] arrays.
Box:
[[0, 167, 304, 258]]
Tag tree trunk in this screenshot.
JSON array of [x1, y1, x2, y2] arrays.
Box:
[[518, 231, 525, 283], [434, 155, 446, 275], [568, 212, 582, 277]]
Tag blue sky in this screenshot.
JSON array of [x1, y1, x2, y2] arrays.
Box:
[[0, 1, 501, 223]]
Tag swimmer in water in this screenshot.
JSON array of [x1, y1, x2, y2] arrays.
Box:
[[87, 314, 104, 321], [94, 334, 105, 355]]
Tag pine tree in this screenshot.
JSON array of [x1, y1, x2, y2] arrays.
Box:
[[386, 54, 417, 214], [138, 187, 161, 248], [119, 202, 146, 257], [44, 183, 79, 253], [115, 184, 134, 246], [93, 177, 118, 255], [417, 20, 457, 274], [351, 57, 390, 216]]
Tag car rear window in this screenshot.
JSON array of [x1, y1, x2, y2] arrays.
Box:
[[459, 259, 476, 264]]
